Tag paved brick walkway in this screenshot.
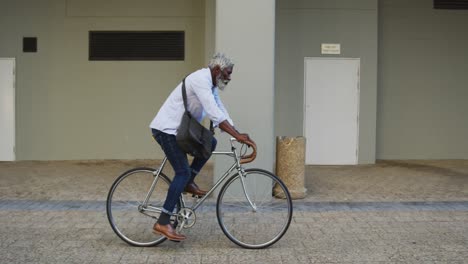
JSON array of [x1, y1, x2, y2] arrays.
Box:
[[1, 199, 468, 213], [0, 160, 467, 263]]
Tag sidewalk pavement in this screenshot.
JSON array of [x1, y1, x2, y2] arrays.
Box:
[[0, 159, 467, 263]]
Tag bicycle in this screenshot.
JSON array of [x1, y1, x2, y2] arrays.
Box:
[[106, 138, 293, 249]]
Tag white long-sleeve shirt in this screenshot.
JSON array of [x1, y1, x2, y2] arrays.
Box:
[[150, 68, 234, 135]]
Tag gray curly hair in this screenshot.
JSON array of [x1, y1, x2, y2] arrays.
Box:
[[208, 53, 234, 70]]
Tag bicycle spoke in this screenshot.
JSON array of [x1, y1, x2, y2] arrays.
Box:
[[217, 169, 292, 249], [107, 168, 177, 247]]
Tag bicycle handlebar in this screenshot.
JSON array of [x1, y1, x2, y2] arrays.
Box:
[[230, 138, 257, 164]]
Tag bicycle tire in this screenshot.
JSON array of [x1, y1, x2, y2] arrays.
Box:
[[216, 168, 293, 249], [106, 167, 180, 247]]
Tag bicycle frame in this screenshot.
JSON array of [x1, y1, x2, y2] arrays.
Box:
[[140, 138, 256, 216]]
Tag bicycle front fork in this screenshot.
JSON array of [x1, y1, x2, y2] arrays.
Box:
[[238, 169, 257, 212]]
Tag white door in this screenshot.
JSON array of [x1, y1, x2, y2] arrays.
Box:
[[0, 58, 15, 161], [304, 57, 360, 165]]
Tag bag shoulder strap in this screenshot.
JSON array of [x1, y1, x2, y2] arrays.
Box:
[[181, 78, 189, 112], [181, 77, 214, 132]]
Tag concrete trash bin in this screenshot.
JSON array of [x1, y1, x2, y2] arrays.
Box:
[[274, 136, 307, 199]]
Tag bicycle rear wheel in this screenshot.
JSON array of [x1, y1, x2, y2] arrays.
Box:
[[216, 169, 293, 249], [106, 167, 179, 246]]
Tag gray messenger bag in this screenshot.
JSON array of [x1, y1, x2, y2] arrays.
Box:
[[176, 78, 214, 160]]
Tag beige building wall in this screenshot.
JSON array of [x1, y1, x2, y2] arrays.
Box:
[[214, 0, 276, 174], [275, 0, 378, 164], [377, 0, 468, 159], [0, 0, 206, 160], [3, 0, 467, 161]]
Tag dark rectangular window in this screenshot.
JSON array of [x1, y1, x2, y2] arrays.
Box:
[[89, 31, 184, 61], [434, 0, 468, 9]]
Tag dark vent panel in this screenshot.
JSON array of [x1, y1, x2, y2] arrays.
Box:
[[89, 31, 184, 61], [23, 37, 37, 52], [434, 0, 468, 9]]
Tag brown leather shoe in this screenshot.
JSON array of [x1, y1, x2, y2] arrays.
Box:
[[153, 223, 186, 241], [184, 182, 208, 196]]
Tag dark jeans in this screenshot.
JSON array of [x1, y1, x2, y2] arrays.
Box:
[[152, 129, 217, 214]]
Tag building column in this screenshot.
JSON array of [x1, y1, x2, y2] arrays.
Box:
[[213, 0, 276, 187]]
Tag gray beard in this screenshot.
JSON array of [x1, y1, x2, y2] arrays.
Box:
[[216, 76, 229, 91]]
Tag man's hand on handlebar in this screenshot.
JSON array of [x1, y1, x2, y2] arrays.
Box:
[[219, 120, 257, 164], [239, 141, 257, 164], [236, 133, 254, 146], [236, 134, 257, 164]]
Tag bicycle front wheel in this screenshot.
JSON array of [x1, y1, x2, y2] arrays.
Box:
[[106, 167, 179, 247], [216, 169, 293, 249]]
